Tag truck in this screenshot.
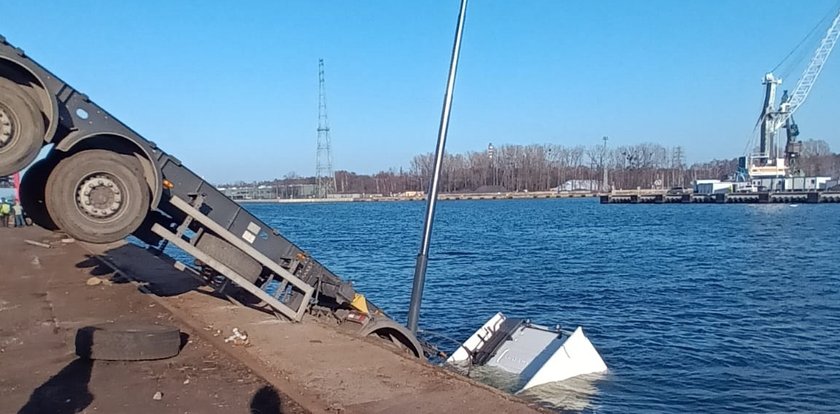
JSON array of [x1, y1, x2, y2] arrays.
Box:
[[0, 35, 424, 359]]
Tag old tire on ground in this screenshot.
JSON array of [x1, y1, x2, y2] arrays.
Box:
[[0, 78, 45, 177], [195, 232, 262, 283], [45, 149, 150, 244], [75, 323, 181, 361], [19, 157, 59, 230], [360, 317, 425, 359]]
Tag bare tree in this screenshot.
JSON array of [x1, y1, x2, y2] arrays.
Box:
[[223, 138, 840, 199]]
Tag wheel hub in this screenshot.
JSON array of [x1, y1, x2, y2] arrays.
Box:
[[76, 174, 124, 219], [0, 102, 15, 150]]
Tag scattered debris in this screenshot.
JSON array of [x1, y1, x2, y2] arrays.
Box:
[[24, 240, 52, 249], [183, 378, 190, 385], [152, 391, 163, 400], [0, 300, 21, 313], [30, 256, 41, 268], [61, 238, 76, 244], [224, 328, 250, 346], [85, 277, 112, 286]]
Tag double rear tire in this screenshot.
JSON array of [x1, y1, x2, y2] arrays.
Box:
[[0, 78, 45, 177], [45, 150, 150, 244], [1, 77, 150, 244], [19, 157, 60, 230]]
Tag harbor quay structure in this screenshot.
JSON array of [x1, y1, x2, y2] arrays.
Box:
[[217, 183, 319, 200], [601, 176, 840, 204], [216, 179, 607, 202]]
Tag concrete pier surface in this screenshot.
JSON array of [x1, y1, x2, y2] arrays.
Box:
[[0, 226, 544, 414], [0, 226, 307, 413]]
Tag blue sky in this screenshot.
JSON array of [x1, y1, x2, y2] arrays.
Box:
[[4, 1, 840, 182]]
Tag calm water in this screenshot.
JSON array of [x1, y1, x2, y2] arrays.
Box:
[[215, 199, 839, 412]]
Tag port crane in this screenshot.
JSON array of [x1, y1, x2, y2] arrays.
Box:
[[750, 7, 840, 181]]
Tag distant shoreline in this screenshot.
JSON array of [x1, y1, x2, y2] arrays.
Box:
[[234, 191, 598, 204]]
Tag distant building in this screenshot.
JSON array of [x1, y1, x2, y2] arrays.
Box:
[[400, 191, 425, 198], [217, 186, 259, 200], [693, 179, 732, 194], [281, 184, 318, 198], [555, 180, 604, 192], [750, 176, 831, 192], [692, 177, 832, 193], [218, 183, 318, 200]]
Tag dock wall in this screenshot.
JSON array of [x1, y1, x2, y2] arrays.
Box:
[[600, 192, 840, 204]]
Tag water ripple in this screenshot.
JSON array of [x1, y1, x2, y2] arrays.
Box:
[[238, 199, 840, 413]]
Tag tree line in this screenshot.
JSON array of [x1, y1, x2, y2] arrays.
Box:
[[219, 139, 839, 195]]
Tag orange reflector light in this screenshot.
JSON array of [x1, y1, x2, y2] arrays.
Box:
[[162, 179, 174, 189]]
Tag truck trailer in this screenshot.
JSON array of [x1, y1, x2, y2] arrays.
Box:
[[0, 35, 423, 358]]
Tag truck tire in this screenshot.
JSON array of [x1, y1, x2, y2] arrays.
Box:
[[19, 157, 59, 230], [0, 78, 44, 177], [45, 149, 150, 243], [360, 317, 424, 359], [75, 323, 181, 361], [196, 232, 263, 283]]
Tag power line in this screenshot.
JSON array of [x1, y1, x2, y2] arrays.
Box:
[[771, 3, 839, 76]]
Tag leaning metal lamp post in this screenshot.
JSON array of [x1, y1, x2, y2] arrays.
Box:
[[407, 0, 468, 334]]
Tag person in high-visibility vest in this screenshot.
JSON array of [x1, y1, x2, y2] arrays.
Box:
[[0, 198, 10, 228]]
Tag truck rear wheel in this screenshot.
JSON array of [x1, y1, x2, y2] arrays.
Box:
[[0, 78, 44, 176], [46, 149, 150, 243], [19, 157, 59, 230]]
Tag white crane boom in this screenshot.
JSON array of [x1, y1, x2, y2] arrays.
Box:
[[751, 8, 840, 181], [777, 9, 840, 124]]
